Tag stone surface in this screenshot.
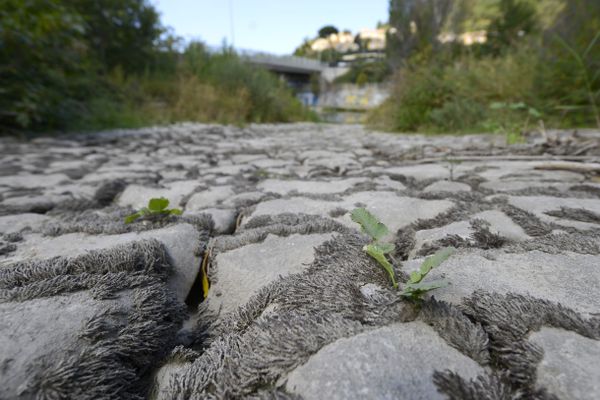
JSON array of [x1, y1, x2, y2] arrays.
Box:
[[0, 173, 70, 188], [472, 210, 530, 241], [385, 164, 451, 181], [504, 195, 600, 230], [185, 186, 234, 211], [250, 192, 454, 240], [118, 180, 200, 209], [0, 213, 50, 234], [206, 233, 334, 315], [2, 224, 202, 301], [196, 208, 237, 234], [423, 180, 471, 192], [530, 327, 600, 400], [1, 124, 599, 399], [257, 178, 365, 195], [0, 292, 126, 399], [285, 321, 484, 400], [403, 250, 600, 316]]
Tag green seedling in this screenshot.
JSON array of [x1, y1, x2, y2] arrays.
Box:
[[351, 208, 397, 288], [401, 247, 454, 300], [351, 208, 455, 299], [124, 197, 182, 224], [489, 102, 541, 145]]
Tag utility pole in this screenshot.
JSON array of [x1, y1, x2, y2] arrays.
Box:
[[229, 0, 235, 48]]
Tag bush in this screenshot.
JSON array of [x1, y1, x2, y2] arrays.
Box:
[[375, 0, 600, 134], [369, 48, 536, 133], [334, 61, 391, 85], [0, 0, 91, 132], [0, 1, 316, 135]]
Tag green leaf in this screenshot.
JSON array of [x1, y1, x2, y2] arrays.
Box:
[[401, 279, 449, 298], [351, 208, 389, 241], [371, 242, 395, 254], [124, 212, 141, 224], [148, 197, 169, 212], [409, 271, 422, 284], [418, 247, 455, 278], [490, 102, 506, 110], [509, 102, 527, 110], [169, 208, 182, 216], [405, 279, 449, 291], [365, 244, 398, 288], [528, 107, 542, 118]]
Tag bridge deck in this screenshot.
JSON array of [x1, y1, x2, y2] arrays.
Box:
[[245, 53, 325, 74]]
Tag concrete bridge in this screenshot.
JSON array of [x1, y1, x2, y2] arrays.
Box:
[[242, 51, 324, 98], [244, 53, 324, 76]]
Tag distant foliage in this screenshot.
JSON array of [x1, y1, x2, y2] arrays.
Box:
[[374, 0, 600, 133], [483, 0, 538, 55], [334, 61, 391, 85], [387, 0, 453, 67], [0, 0, 314, 135], [0, 0, 90, 132]]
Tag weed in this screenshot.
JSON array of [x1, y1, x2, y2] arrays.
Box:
[[444, 158, 463, 181], [401, 247, 454, 300], [351, 207, 455, 300], [489, 101, 540, 144], [124, 197, 182, 224], [351, 208, 397, 288]]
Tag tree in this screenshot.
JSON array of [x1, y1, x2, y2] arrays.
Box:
[[386, 0, 453, 67], [0, 0, 165, 132], [537, 0, 600, 126], [0, 0, 89, 131], [68, 0, 164, 74], [293, 38, 315, 58], [484, 0, 538, 55], [318, 25, 339, 38]]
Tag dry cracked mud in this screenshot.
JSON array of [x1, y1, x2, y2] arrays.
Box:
[[1, 123, 600, 399]]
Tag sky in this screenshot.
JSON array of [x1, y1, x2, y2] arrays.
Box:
[[153, 0, 389, 55]]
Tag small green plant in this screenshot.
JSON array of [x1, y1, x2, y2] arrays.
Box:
[[489, 101, 540, 145], [351, 208, 454, 299], [351, 208, 398, 288], [401, 247, 454, 300], [124, 197, 182, 224], [444, 157, 463, 181]]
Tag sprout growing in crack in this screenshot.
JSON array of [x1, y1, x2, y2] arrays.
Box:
[[351, 207, 397, 288], [124, 197, 182, 224], [351, 207, 454, 300]]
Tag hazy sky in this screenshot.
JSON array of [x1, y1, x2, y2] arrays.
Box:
[[153, 0, 389, 55]]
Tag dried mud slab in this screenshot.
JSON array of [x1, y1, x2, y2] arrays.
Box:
[[1, 124, 599, 399]]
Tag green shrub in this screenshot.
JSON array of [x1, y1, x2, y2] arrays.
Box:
[[428, 99, 487, 132], [371, 63, 453, 132], [374, 0, 600, 134], [334, 61, 391, 85], [1, 1, 316, 135]]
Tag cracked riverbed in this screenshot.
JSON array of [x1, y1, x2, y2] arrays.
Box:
[[1, 123, 600, 399]]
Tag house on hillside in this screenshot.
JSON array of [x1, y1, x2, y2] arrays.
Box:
[[311, 31, 358, 53]]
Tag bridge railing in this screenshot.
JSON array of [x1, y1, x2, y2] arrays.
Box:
[[206, 46, 325, 72], [243, 52, 324, 71]]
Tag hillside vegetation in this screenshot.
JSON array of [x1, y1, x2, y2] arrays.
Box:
[[0, 0, 314, 136], [370, 0, 600, 134]]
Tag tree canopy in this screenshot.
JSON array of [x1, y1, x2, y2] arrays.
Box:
[[318, 25, 339, 38]]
